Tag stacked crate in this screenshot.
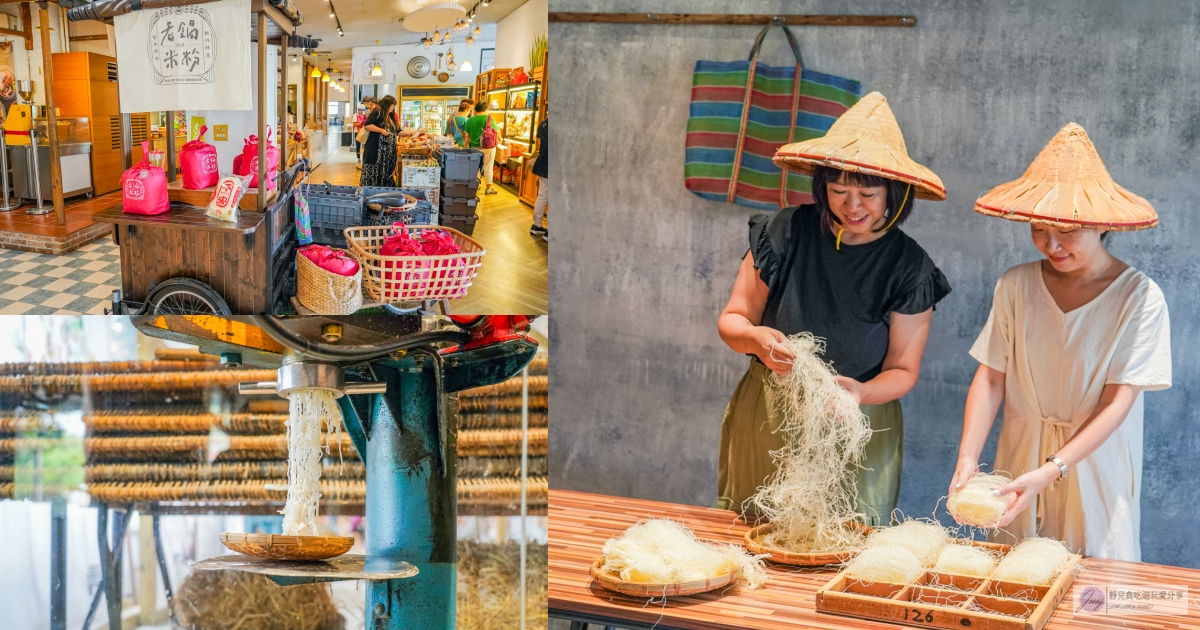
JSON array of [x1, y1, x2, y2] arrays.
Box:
[[436, 148, 484, 236]]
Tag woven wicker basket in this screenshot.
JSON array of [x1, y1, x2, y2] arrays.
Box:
[[343, 225, 485, 304], [743, 521, 872, 566], [296, 250, 363, 315], [220, 532, 354, 560], [589, 558, 739, 597]]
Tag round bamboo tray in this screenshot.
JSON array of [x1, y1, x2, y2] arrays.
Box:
[[743, 522, 872, 566], [220, 532, 355, 560], [589, 558, 739, 597]]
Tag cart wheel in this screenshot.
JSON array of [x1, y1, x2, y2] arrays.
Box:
[[145, 278, 232, 315], [384, 302, 423, 314]]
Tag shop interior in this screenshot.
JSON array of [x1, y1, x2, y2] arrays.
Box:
[[0, 0, 547, 316], [1, 314, 549, 630]]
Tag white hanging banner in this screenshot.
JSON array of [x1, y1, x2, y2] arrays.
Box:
[[114, 0, 252, 112]]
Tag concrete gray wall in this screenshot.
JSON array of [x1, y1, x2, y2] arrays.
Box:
[[549, 0, 1200, 569]]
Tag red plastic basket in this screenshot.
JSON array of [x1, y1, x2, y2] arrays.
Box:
[[343, 225, 486, 304]]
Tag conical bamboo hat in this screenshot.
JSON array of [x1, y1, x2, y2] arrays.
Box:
[[773, 91, 946, 200], [974, 123, 1157, 231]]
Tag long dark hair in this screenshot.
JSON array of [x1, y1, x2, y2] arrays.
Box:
[[374, 95, 398, 130], [811, 165, 915, 233]]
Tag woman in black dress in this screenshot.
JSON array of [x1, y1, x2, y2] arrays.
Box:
[[360, 95, 408, 187], [716, 92, 951, 524]]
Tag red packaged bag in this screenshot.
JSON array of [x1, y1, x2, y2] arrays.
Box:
[[233, 127, 280, 190], [378, 223, 463, 292], [179, 125, 219, 190], [298, 245, 359, 277], [121, 152, 170, 215]]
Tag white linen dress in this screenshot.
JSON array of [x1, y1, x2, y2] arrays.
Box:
[[969, 261, 1171, 560]]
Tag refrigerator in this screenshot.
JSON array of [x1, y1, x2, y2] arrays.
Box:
[[400, 98, 464, 135]]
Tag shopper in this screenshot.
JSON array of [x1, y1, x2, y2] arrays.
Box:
[[360, 95, 410, 188], [463, 101, 498, 195], [445, 100, 473, 148], [949, 123, 1169, 560], [530, 114, 548, 240], [716, 93, 950, 524], [354, 96, 376, 170]]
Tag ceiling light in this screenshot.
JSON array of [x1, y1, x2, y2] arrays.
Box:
[[460, 60, 472, 72], [444, 31, 452, 42], [432, 30, 441, 43], [423, 37, 432, 49], [329, 12, 334, 17], [322, 73, 330, 82], [473, 26, 481, 37], [369, 61, 383, 77], [448, 60, 456, 72], [466, 36, 474, 48], [310, 66, 322, 77], [482, 0, 489, 5]]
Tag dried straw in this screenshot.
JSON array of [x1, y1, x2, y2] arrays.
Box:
[[457, 540, 548, 630], [749, 333, 873, 553], [172, 569, 343, 630]]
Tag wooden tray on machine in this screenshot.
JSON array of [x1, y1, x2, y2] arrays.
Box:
[[589, 558, 740, 598], [816, 539, 1081, 630], [744, 521, 873, 566]]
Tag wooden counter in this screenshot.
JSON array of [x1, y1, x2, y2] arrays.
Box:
[[166, 178, 276, 211], [549, 489, 1200, 630]]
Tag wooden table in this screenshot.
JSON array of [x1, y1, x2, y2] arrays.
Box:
[[550, 489, 1200, 630]]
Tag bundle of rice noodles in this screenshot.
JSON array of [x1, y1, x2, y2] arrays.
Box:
[[947, 473, 1011, 527], [600, 519, 767, 589], [866, 519, 948, 567], [992, 537, 1071, 585], [280, 389, 345, 536], [749, 333, 873, 553], [844, 546, 923, 584], [933, 543, 999, 577]]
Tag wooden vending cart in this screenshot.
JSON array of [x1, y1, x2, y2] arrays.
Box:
[[70, 0, 312, 314]]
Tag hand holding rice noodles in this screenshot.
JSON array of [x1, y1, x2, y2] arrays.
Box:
[[947, 472, 1012, 527], [280, 389, 345, 536], [749, 333, 873, 553], [600, 519, 767, 590]]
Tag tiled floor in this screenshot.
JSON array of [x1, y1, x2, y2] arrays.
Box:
[[0, 239, 119, 314]]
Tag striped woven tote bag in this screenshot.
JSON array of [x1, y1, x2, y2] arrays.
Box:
[[684, 22, 862, 211]]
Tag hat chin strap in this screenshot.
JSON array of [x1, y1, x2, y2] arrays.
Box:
[[835, 184, 912, 251]]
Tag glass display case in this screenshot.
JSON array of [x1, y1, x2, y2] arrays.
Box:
[[31, 117, 90, 144], [401, 98, 468, 134]]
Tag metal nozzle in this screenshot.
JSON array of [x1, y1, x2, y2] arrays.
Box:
[[236, 358, 387, 398]]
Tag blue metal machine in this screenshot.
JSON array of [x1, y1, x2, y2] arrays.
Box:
[[130, 314, 539, 629]]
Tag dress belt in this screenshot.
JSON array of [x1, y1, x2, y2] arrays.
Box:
[[1036, 416, 1073, 520]]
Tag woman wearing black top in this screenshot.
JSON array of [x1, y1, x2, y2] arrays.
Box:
[[716, 93, 951, 524], [359, 95, 412, 187]]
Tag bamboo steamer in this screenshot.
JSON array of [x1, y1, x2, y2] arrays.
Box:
[[589, 558, 739, 597], [743, 521, 873, 566], [220, 532, 354, 561]]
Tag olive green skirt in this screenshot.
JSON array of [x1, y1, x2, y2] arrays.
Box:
[[716, 359, 903, 527]]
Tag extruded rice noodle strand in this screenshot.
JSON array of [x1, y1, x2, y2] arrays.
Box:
[[947, 472, 1011, 527], [992, 537, 1072, 586], [749, 333, 873, 553], [600, 519, 767, 590], [932, 543, 998, 577], [866, 519, 949, 567], [844, 546, 922, 584], [280, 388, 345, 536]]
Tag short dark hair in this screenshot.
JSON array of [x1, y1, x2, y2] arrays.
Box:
[[811, 165, 915, 232], [474, 101, 489, 113]]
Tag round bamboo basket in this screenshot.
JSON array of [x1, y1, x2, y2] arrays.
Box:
[[589, 558, 739, 597], [220, 532, 354, 560], [743, 521, 872, 566], [296, 251, 363, 316]]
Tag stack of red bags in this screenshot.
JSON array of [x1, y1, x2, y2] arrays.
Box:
[[378, 223, 464, 297], [298, 245, 360, 277]]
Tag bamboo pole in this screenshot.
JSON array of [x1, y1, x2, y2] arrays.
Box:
[[278, 33, 286, 171], [38, 2, 65, 224]]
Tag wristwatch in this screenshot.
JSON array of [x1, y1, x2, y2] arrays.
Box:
[[1046, 455, 1069, 479]]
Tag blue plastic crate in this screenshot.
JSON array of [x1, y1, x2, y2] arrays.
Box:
[[306, 191, 364, 247], [435, 147, 484, 181], [318, 182, 359, 196]]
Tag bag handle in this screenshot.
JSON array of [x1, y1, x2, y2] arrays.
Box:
[[727, 19, 806, 205], [747, 19, 804, 66]]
